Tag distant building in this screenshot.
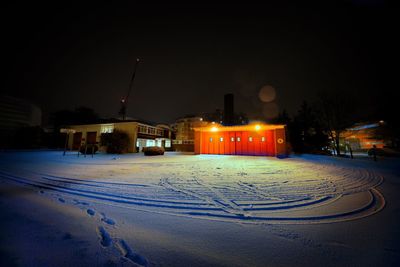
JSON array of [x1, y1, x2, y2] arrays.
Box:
[[171, 116, 208, 152], [341, 121, 388, 151], [66, 121, 172, 153], [0, 95, 42, 132], [0, 95, 42, 148], [171, 94, 250, 152], [200, 94, 248, 126]]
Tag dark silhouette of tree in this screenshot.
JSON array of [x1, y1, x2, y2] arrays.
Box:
[[74, 107, 99, 125], [287, 102, 328, 154], [272, 109, 291, 125], [101, 129, 130, 154], [50, 106, 99, 148], [51, 107, 99, 128], [317, 91, 356, 156]]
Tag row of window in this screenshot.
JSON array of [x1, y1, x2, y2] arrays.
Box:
[[136, 139, 172, 148], [210, 136, 266, 142], [172, 140, 194, 145], [101, 124, 164, 136], [138, 124, 164, 136]]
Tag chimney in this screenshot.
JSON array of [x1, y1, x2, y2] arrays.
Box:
[[223, 93, 234, 126]]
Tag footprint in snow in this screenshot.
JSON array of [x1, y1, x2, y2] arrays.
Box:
[[87, 209, 96, 216], [97, 226, 112, 247], [118, 239, 148, 267], [101, 214, 116, 225], [58, 198, 65, 203], [73, 199, 89, 206]]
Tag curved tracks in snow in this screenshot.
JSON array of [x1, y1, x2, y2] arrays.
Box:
[[0, 153, 385, 224]]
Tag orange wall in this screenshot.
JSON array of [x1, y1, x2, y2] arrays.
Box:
[[198, 129, 286, 157]]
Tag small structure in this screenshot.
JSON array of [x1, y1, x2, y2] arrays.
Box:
[[194, 123, 287, 157]]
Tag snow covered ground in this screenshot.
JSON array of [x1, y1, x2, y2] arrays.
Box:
[[0, 151, 399, 266]]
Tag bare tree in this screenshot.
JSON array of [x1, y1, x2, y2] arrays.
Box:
[[317, 91, 356, 156]]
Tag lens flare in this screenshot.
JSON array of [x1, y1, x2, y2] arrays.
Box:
[[259, 85, 276, 102]]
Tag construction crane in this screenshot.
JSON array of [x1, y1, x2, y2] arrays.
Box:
[[119, 58, 140, 120]]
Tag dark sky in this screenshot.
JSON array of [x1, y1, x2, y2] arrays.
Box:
[[3, 2, 397, 124]]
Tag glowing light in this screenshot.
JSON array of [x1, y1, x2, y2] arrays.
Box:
[[255, 125, 261, 131], [211, 126, 218, 132]]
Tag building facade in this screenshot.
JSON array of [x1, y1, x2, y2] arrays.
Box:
[[67, 121, 172, 153], [0, 95, 41, 132], [0, 95, 42, 148], [194, 123, 287, 157], [171, 116, 208, 152], [340, 121, 388, 151]]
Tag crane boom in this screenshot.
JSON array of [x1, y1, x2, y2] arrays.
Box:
[[119, 58, 140, 120]]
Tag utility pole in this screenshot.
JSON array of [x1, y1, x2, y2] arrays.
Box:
[[119, 58, 140, 120]]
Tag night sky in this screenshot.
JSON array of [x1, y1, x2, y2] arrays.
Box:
[[3, 2, 397, 124]]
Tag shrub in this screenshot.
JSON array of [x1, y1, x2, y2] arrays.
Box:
[[101, 129, 130, 154], [143, 146, 164, 156], [79, 144, 99, 154]]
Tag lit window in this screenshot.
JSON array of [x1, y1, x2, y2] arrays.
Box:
[[165, 140, 171, 148], [249, 137, 253, 142], [231, 137, 235, 142], [146, 140, 155, 147], [220, 137, 223, 142], [261, 137, 265, 142], [138, 125, 147, 134], [237, 137, 241, 142], [101, 125, 114, 133], [210, 137, 213, 142]]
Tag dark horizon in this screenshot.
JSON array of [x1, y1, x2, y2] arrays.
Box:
[[3, 2, 398, 124]]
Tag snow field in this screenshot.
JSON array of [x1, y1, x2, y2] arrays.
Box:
[[0, 152, 385, 224], [0, 151, 396, 267]]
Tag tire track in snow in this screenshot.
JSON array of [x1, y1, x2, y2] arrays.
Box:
[[0, 159, 386, 224]]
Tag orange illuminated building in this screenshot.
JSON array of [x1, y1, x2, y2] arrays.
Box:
[[194, 123, 287, 157], [341, 121, 387, 150]]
